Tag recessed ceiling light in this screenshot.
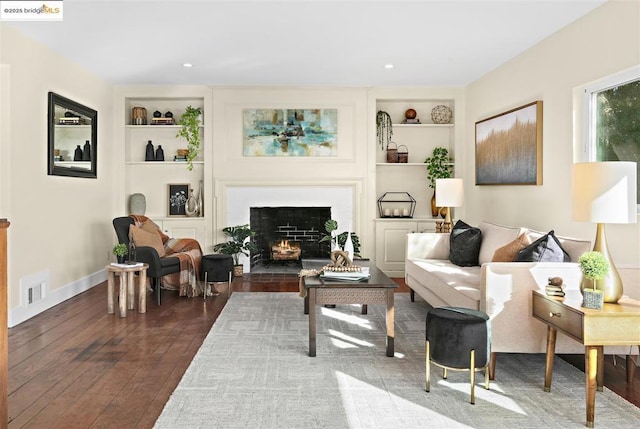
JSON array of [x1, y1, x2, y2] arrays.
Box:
[[384, 64, 394, 69], [183, 63, 193, 68]]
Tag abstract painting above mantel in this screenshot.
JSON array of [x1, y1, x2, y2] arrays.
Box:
[[243, 108, 338, 157], [475, 101, 543, 185]]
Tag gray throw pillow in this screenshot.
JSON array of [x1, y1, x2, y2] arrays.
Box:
[[514, 230, 570, 262], [449, 220, 483, 267]]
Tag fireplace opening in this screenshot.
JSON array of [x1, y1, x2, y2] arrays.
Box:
[[250, 206, 331, 270]]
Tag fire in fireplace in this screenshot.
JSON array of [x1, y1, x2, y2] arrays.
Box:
[[270, 240, 302, 261]]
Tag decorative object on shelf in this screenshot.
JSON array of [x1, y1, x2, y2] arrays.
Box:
[[155, 145, 165, 161], [198, 180, 204, 217], [377, 192, 416, 218], [73, 145, 83, 161], [176, 149, 189, 157], [185, 188, 200, 217], [425, 147, 453, 217], [153, 110, 162, 118], [572, 161, 637, 303], [213, 224, 259, 277], [165, 111, 173, 118], [131, 106, 147, 125], [397, 145, 408, 163], [343, 229, 355, 262], [168, 183, 189, 217], [475, 101, 542, 185], [82, 140, 91, 161], [386, 142, 398, 163], [545, 276, 565, 297], [435, 178, 464, 233], [579, 251, 609, 310], [431, 105, 453, 124], [112, 243, 128, 264], [318, 219, 361, 257], [176, 105, 202, 171], [376, 110, 393, 151], [402, 108, 420, 124], [145, 140, 155, 161], [129, 193, 146, 215]]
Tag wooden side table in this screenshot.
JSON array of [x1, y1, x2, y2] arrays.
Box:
[[106, 263, 149, 317], [532, 289, 640, 428]]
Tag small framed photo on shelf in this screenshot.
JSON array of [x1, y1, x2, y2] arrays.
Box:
[[168, 183, 189, 217]]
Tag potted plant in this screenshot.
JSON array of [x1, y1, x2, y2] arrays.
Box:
[[176, 105, 202, 171], [376, 110, 393, 150], [213, 224, 259, 276], [424, 147, 453, 217], [578, 251, 609, 309], [112, 243, 128, 264], [318, 219, 361, 258]]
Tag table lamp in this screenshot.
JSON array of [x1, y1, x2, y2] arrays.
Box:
[[572, 161, 637, 303], [435, 178, 464, 233]]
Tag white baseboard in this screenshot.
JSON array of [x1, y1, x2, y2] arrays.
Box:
[[9, 269, 107, 327]]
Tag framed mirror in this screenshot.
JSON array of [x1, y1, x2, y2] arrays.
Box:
[[48, 92, 97, 178]]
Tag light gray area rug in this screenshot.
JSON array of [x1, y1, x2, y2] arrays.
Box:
[[155, 292, 640, 429]]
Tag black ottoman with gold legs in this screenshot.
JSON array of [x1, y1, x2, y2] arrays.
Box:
[[425, 307, 491, 404]]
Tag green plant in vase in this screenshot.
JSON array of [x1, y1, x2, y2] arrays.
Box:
[[424, 147, 453, 217], [318, 219, 361, 258], [578, 251, 609, 309], [176, 105, 202, 171], [112, 243, 128, 263]]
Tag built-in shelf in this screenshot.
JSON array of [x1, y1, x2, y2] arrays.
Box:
[[125, 125, 204, 129], [125, 161, 204, 165], [392, 123, 454, 128]]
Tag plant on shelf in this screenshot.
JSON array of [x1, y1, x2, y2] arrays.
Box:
[[176, 105, 202, 171], [112, 243, 128, 264], [213, 224, 259, 275], [318, 219, 361, 258], [376, 110, 393, 151], [578, 251, 609, 309], [424, 146, 454, 217]]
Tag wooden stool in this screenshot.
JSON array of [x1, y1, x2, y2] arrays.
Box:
[[106, 263, 149, 317]]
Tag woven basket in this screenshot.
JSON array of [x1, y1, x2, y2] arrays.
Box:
[[386, 142, 398, 163], [397, 145, 408, 163], [131, 106, 147, 125]]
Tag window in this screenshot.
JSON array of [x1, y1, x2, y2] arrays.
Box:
[[584, 66, 640, 207]]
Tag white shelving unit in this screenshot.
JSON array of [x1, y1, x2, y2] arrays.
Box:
[[372, 92, 462, 276], [120, 94, 208, 244]]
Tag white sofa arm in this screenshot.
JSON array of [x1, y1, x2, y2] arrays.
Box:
[[481, 262, 585, 354], [406, 233, 450, 260]]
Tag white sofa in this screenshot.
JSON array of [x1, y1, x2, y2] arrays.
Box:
[[405, 221, 638, 377]]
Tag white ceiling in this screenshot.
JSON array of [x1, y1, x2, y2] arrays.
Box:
[[7, 0, 607, 86]]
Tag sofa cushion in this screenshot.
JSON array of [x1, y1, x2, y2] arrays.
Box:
[[130, 224, 166, 257], [492, 233, 531, 262], [478, 221, 523, 265], [514, 230, 570, 262], [450, 220, 482, 267], [527, 229, 590, 262]]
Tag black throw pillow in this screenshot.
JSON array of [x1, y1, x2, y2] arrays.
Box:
[[449, 220, 483, 267], [514, 230, 570, 262]]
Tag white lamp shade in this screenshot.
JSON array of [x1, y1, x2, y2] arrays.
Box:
[[572, 162, 637, 224], [435, 178, 464, 207]]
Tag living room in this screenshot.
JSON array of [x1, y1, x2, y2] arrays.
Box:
[[0, 0, 639, 427]]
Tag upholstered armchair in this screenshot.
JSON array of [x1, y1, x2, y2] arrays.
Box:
[[112, 216, 182, 305]]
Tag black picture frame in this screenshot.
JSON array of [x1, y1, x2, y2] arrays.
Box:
[[168, 184, 189, 217]]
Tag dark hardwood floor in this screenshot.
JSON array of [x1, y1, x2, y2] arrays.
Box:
[[7, 275, 639, 428]]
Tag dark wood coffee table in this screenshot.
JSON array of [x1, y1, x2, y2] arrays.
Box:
[[301, 259, 398, 357]]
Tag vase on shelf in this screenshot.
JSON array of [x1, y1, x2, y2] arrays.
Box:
[[185, 189, 199, 217], [74, 145, 83, 161], [155, 145, 164, 161], [344, 231, 354, 262], [145, 140, 155, 161], [198, 180, 204, 217], [430, 192, 439, 217], [82, 140, 91, 161]]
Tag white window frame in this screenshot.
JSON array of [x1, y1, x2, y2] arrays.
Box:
[[582, 65, 640, 211]]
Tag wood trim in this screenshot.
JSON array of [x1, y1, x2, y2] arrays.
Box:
[[0, 218, 10, 429]]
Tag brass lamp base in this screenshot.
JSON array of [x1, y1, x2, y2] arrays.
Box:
[[580, 223, 623, 303]]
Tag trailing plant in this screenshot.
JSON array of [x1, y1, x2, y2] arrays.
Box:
[[424, 146, 453, 189], [578, 251, 609, 290], [376, 110, 393, 150], [213, 224, 259, 266], [176, 106, 202, 171], [318, 219, 361, 257]]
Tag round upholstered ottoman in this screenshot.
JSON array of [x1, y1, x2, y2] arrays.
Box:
[[425, 307, 491, 404], [200, 254, 234, 299]]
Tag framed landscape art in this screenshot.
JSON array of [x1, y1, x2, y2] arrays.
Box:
[[475, 101, 543, 185], [242, 108, 338, 157]]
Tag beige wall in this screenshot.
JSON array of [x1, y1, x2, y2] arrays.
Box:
[[0, 24, 115, 324], [464, 0, 640, 298]]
